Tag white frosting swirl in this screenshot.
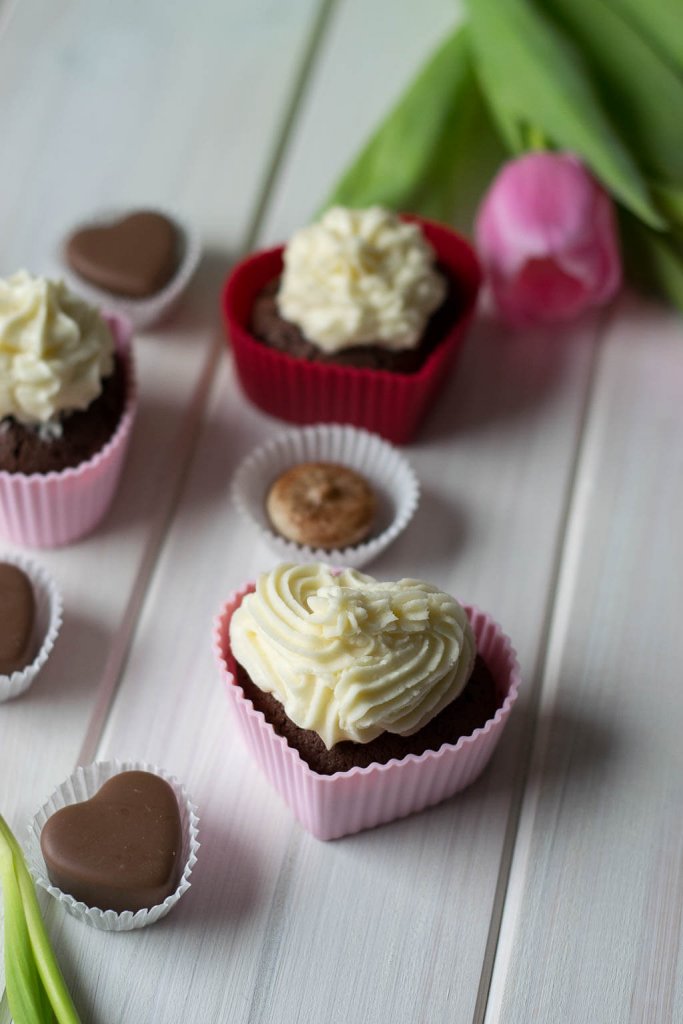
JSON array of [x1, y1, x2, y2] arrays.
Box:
[[277, 207, 446, 353], [230, 563, 475, 749], [0, 271, 114, 425]]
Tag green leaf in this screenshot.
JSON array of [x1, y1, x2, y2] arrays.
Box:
[[604, 0, 683, 79], [0, 841, 53, 1023], [324, 23, 505, 226], [465, 0, 666, 229], [542, 0, 683, 184], [398, 52, 507, 231], [650, 181, 683, 230], [0, 816, 81, 1024], [620, 210, 683, 311]]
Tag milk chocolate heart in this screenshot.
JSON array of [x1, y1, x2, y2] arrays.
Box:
[[66, 211, 180, 298], [40, 771, 182, 913], [0, 562, 35, 675]]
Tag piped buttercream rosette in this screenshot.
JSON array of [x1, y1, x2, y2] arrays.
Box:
[[229, 563, 475, 749]]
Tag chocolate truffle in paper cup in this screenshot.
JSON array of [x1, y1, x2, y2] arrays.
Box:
[[213, 564, 521, 840], [62, 208, 202, 330], [231, 424, 419, 569], [0, 273, 137, 548], [0, 552, 62, 702], [222, 209, 481, 444], [27, 760, 199, 931]]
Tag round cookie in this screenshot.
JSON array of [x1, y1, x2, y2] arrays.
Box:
[[266, 462, 376, 550]]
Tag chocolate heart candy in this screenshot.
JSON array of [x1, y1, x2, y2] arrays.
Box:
[[0, 562, 35, 675], [40, 771, 183, 913], [66, 211, 180, 298]]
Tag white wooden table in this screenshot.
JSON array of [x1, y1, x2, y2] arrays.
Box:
[[1, 2, 682, 1021]]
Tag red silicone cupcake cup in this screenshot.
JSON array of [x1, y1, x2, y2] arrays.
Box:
[[0, 314, 137, 548], [213, 582, 521, 841], [222, 217, 481, 445]]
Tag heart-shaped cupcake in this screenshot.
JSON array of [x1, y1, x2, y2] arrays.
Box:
[[40, 770, 183, 913], [66, 211, 180, 298]]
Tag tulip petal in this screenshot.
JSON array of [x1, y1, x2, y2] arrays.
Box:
[[476, 152, 621, 326]]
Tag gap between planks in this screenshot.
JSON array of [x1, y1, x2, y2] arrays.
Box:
[[473, 302, 616, 1024], [0, 2, 342, 1015], [75, 0, 340, 766], [0, 6, 338, 1018]]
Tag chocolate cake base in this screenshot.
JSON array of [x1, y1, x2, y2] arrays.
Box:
[[249, 268, 460, 373], [235, 655, 500, 775], [0, 356, 127, 475]]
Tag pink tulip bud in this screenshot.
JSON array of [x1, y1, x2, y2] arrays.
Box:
[[475, 152, 621, 327]]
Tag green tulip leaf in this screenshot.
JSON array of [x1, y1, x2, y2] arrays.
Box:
[[324, 23, 505, 226], [0, 841, 54, 1024], [465, 0, 666, 229], [542, 0, 683, 184], [604, 0, 683, 79], [620, 210, 683, 311], [650, 181, 683, 231], [0, 815, 81, 1024]]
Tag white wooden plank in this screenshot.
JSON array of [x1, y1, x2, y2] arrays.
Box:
[[486, 295, 683, 1024], [61, 316, 602, 1024], [49, 0, 611, 1015], [260, 0, 461, 242], [0, 0, 326, 1016], [0, 0, 323, 806]]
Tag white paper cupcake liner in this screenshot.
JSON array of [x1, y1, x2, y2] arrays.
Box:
[[27, 760, 200, 931], [0, 552, 63, 702], [231, 424, 420, 569], [59, 207, 202, 330]]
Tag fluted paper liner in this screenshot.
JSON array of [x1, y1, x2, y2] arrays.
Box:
[[213, 583, 521, 840], [231, 424, 419, 569], [0, 552, 63, 702], [222, 217, 481, 445], [60, 207, 202, 330], [27, 760, 199, 931], [0, 314, 137, 548]]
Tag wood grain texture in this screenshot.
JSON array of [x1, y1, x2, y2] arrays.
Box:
[[45, 0, 610, 1018], [486, 296, 683, 1024], [0, 0, 323, 804], [5, 2, 676, 1023], [0, 0, 325, 1016], [260, 0, 461, 240]]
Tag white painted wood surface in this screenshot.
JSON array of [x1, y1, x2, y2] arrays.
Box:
[[1, 1, 682, 1022], [485, 297, 683, 1024]]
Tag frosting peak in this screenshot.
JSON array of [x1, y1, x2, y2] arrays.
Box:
[[229, 563, 475, 749], [277, 207, 446, 353], [0, 271, 114, 425]]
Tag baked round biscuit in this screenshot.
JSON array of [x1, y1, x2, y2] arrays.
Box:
[[266, 462, 376, 550]]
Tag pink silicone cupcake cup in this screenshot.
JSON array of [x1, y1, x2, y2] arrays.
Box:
[[222, 216, 482, 445], [213, 582, 521, 840], [0, 314, 137, 548]]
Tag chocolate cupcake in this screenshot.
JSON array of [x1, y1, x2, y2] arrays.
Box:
[[222, 210, 481, 444], [0, 272, 136, 547], [250, 207, 457, 373], [214, 564, 521, 839]]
